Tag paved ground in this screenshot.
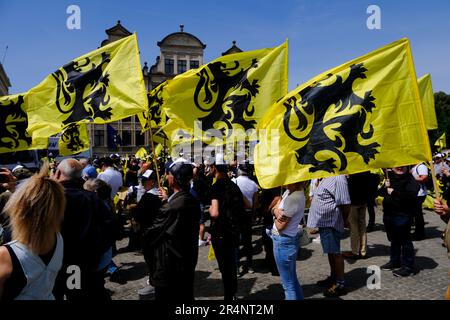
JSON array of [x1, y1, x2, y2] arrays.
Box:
[[106, 207, 449, 300]]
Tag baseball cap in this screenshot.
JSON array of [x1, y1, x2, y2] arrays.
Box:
[[82, 166, 98, 180], [141, 169, 156, 181], [168, 158, 193, 186]]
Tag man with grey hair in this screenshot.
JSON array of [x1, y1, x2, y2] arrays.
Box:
[[52, 159, 115, 301], [79, 158, 89, 169]]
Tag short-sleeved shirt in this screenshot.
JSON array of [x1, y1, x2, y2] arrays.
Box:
[[412, 163, 428, 197], [307, 175, 351, 232], [233, 176, 258, 207], [273, 190, 305, 237], [98, 167, 123, 199], [209, 177, 245, 238]]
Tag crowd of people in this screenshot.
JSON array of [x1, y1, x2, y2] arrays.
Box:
[[0, 150, 449, 301]]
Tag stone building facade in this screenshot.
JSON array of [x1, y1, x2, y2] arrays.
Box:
[[0, 62, 11, 96], [89, 22, 207, 156]]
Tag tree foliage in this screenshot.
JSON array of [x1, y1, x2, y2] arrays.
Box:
[[428, 91, 450, 152]]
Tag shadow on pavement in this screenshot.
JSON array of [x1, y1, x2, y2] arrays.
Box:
[[116, 261, 148, 282], [194, 270, 258, 299], [415, 256, 439, 271], [245, 283, 284, 300]]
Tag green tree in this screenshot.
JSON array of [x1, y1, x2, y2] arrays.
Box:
[[428, 91, 450, 152]]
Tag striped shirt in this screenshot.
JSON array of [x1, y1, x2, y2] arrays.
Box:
[[307, 175, 351, 232]]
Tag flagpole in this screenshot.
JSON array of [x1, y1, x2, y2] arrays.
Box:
[[429, 161, 442, 201], [148, 126, 161, 188]]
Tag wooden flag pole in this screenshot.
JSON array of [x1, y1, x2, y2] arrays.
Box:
[[148, 126, 161, 188], [429, 161, 442, 201]]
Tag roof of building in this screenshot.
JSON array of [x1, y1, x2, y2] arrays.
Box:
[[105, 20, 132, 36], [222, 41, 243, 56], [157, 25, 206, 49]]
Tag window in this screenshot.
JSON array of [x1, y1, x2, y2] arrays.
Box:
[[122, 130, 132, 146], [165, 59, 174, 75], [190, 60, 199, 69], [135, 131, 145, 146], [94, 130, 105, 147], [177, 60, 187, 74]]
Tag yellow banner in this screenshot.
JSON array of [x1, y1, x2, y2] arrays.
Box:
[[0, 93, 48, 153], [137, 81, 168, 132], [255, 38, 432, 188], [26, 34, 148, 140], [135, 147, 148, 159], [435, 133, 446, 151], [58, 123, 90, 156], [418, 74, 438, 130], [162, 41, 288, 143]]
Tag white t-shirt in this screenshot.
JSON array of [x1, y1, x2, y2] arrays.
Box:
[[98, 167, 123, 199], [412, 163, 428, 197], [273, 190, 306, 237], [233, 175, 258, 207]]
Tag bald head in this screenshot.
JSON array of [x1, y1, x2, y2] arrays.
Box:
[[79, 158, 89, 168], [55, 158, 83, 182]]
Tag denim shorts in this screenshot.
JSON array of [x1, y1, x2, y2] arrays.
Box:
[[319, 227, 343, 254]]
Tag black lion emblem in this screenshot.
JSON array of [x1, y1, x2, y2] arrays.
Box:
[[193, 59, 260, 136], [283, 63, 380, 173], [142, 83, 166, 130], [0, 95, 33, 150], [52, 52, 112, 126], [60, 123, 85, 153]]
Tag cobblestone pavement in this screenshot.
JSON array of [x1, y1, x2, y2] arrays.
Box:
[[106, 207, 449, 300]]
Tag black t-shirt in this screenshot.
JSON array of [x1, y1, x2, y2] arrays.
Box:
[[210, 178, 245, 238], [135, 192, 162, 231], [125, 164, 140, 187], [347, 172, 371, 206]]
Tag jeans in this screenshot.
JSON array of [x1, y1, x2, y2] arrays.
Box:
[[319, 227, 343, 254], [383, 214, 415, 270], [272, 233, 304, 300]]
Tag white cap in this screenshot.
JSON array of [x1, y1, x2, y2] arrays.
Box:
[[141, 169, 155, 179], [12, 165, 24, 173]]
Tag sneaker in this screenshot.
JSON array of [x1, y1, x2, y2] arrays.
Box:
[[380, 261, 401, 271], [393, 268, 415, 277], [323, 284, 347, 298], [138, 285, 155, 296], [198, 239, 208, 247], [238, 266, 248, 277], [316, 276, 335, 288]]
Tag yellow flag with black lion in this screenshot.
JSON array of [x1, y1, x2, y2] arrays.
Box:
[[26, 33, 148, 140], [255, 38, 432, 189], [162, 41, 288, 144]]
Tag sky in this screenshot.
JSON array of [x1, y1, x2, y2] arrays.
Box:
[[1, 0, 449, 94]]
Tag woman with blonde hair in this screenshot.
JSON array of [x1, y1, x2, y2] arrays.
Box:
[[0, 163, 65, 300]]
